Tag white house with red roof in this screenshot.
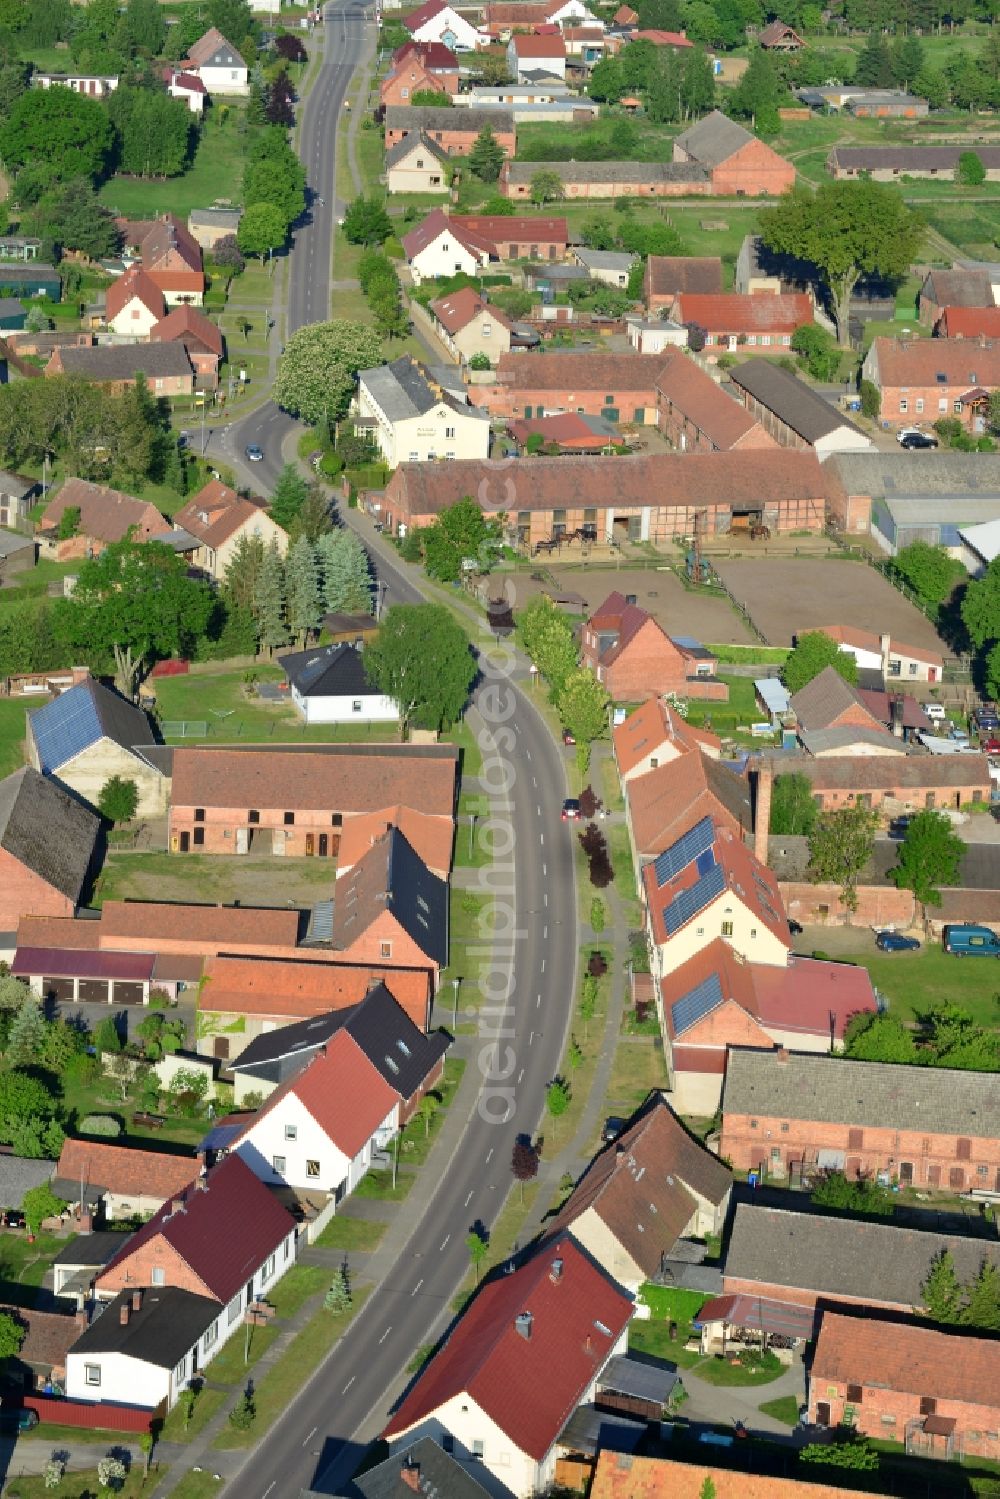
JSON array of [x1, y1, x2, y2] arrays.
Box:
[[404, 0, 485, 51], [184, 27, 249, 94], [166, 69, 207, 113], [173, 479, 287, 582], [800, 624, 943, 685], [644, 816, 790, 980], [507, 31, 567, 80], [383, 1238, 633, 1498], [105, 265, 165, 337], [402, 209, 486, 284]]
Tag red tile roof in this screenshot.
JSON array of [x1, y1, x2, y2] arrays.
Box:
[[199, 955, 385, 1019], [402, 209, 484, 264], [430, 285, 508, 336], [674, 292, 813, 334], [626, 752, 750, 856], [150, 305, 223, 358], [510, 31, 566, 53], [507, 413, 617, 450], [495, 351, 669, 392], [139, 214, 203, 275], [452, 214, 567, 247], [646, 255, 723, 299], [174, 487, 272, 549], [243, 1029, 401, 1158], [613, 697, 720, 775], [404, 0, 449, 30], [0, 1305, 77, 1373], [56, 1139, 200, 1201], [41, 479, 168, 545], [938, 306, 1000, 338], [186, 26, 244, 68], [869, 335, 1000, 389], [655, 350, 764, 450], [393, 39, 459, 67], [635, 28, 693, 43], [806, 624, 943, 670], [99, 900, 301, 950], [592, 1453, 894, 1499], [645, 822, 789, 948], [813, 1311, 1000, 1411], [170, 747, 457, 818], [336, 805, 454, 877], [384, 1237, 633, 1459], [105, 266, 165, 323], [97, 1154, 295, 1304], [747, 953, 876, 1042]]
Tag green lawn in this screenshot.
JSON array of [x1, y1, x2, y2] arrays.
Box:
[[759, 1394, 801, 1425], [159, 1474, 223, 1499], [314, 1214, 387, 1251], [693, 1351, 784, 1387], [630, 1284, 707, 1368], [5, 1471, 152, 1499], [0, 1230, 75, 1310], [205, 1320, 280, 1384], [352, 1167, 414, 1202], [607, 1035, 668, 1113], [0, 557, 81, 607], [212, 1287, 371, 1449], [149, 666, 401, 745], [265, 1262, 328, 1317], [396, 1056, 466, 1166], [0, 697, 28, 778], [99, 110, 250, 221], [838, 946, 1000, 1029], [158, 1384, 227, 1445]]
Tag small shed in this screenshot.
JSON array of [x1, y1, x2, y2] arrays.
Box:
[[0, 300, 27, 332], [595, 1354, 679, 1420], [756, 676, 791, 725]]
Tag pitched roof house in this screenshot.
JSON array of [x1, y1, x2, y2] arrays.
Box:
[[581, 591, 725, 701], [66, 1284, 223, 1410], [333, 803, 453, 881], [185, 27, 249, 94], [354, 1439, 493, 1499], [0, 766, 99, 929], [625, 753, 751, 868], [358, 354, 491, 465], [591, 1453, 894, 1499], [173, 478, 287, 582], [27, 675, 166, 818], [383, 1237, 634, 1499], [105, 266, 165, 336], [727, 359, 873, 458], [790, 665, 890, 738], [332, 827, 449, 974], [720, 1050, 1000, 1193], [644, 257, 723, 314], [507, 30, 567, 79], [672, 110, 795, 196], [54, 1139, 200, 1221], [402, 0, 484, 51], [673, 292, 814, 350], [861, 335, 1000, 431], [612, 696, 721, 783], [227, 986, 448, 1192], [44, 342, 194, 394], [643, 817, 790, 978], [278, 642, 398, 727], [808, 1311, 1000, 1460], [544, 1095, 732, 1290], [801, 624, 943, 683], [95, 1153, 297, 1305], [758, 18, 805, 47], [385, 132, 452, 195], [655, 350, 776, 453], [428, 285, 513, 365], [149, 306, 224, 385], [723, 1202, 1000, 1317], [40, 478, 169, 558]]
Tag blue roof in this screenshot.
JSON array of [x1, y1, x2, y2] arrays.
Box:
[[663, 861, 725, 936], [30, 678, 153, 774], [671, 971, 724, 1037], [652, 815, 714, 890]]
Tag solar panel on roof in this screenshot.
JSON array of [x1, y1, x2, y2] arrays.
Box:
[[670, 971, 723, 1037], [695, 849, 716, 878], [663, 862, 725, 936], [652, 816, 714, 889], [30, 684, 102, 774]]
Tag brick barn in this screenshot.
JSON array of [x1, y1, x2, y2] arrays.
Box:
[[384, 105, 515, 157], [0, 767, 100, 930], [471, 351, 668, 424]]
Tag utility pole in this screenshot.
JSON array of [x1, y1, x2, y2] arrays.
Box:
[[451, 975, 461, 1030]]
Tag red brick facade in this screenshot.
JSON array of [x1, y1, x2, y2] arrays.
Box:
[[0, 847, 80, 930], [779, 879, 915, 930], [705, 137, 796, 196], [581, 614, 727, 702], [97, 1233, 215, 1301], [379, 62, 456, 106], [385, 120, 516, 157], [169, 802, 340, 858], [721, 1111, 1000, 1194]]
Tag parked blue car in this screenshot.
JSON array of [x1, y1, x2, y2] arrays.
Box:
[[875, 931, 921, 952]]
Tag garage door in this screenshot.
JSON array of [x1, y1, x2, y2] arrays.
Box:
[[111, 981, 145, 1006], [78, 978, 110, 1003], [42, 977, 75, 1002]]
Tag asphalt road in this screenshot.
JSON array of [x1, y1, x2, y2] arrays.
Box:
[[214, 0, 367, 489], [215, 13, 580, 1493]]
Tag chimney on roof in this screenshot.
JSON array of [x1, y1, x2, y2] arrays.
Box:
[[196, 1175, 208, 1191], [890, 694, 904, 738], [549, 1257, 563, 1284], [776, 1048, 789, 1065], [753, 756, 772, 866], [171, 1197, 185, 1214], [78, 1211, 93, 1235], [879, 632, 891, 682], [119, 1303, 130, 1326], [400, 1460, 421, 1492], [132, 1289, 142, 1312], [515, 1311, 533, 1339], [74, 1309, 87, 1333]]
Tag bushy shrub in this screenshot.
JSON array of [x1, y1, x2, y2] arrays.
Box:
[[79, 1114, 122, 1137]]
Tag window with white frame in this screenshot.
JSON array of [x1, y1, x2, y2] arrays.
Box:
[[273, 1155, 286, 1174], [899, 398, 908, 413], [203, 1319, 219, 1350], [152, 1266, 165, 1287], [85, 1364, 101, 1386], [262, 1253, 276, 1282], [174, 1356, 187, 1381], [284, 1125, 297, 1141], [227, 1294, 243, 1325]]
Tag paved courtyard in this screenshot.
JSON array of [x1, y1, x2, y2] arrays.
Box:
[[712, 558, 948, 650]]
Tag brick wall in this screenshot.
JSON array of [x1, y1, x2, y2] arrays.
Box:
[[469, 381, 660, 422], [779, 879, 915, 928], [809, 1378, 1000, 1459], [337, 910, 439, 980], [96, 1234, 214, 1300], [385, 123, 516, 156], [0, 847, 79, 930], [876, 382, 977, 430], [710, 139, 796, 196], [720, 1112, 1000, 1192], [722, 1275, 912, 1316], [169, 805, 340, 857]]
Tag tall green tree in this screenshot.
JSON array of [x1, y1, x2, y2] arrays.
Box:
[[223, 531, 266, 616], [0, 1311, 25, 1365], [730, 47, 786, 129], [855, 30, 895, 86], [843, 1011, 918, 1064], [518, 595, 577, 699], [285, 536, 322, 645], [268, 463, 310, 531], [274, 320, 383, 424], [922, 1249, 964, 1324], [317, 530, 372, 613], [28, 177, 120, 260], [961, 556, 1000, 650], [558, 669, 611, 775], [364, 603, 475, 733], [421, 496, 500, 583], [891, 809, 963, 914], [807, 800, 878, 912], [108, 87, 194, 178], [342, 195, 393, 246], [0, 85, 114, 185], [237, 201, 287, 262], [121, 0, 167, 52], [468, 125, 506, 182], [760, 181, 923, 346], [781, 631, 858, 696], [891, 540, 963, 612], [529, 169, 563, 206], [98, 775, 139, 824], [6, 993, 45, 1068], [770, 773, 817, 836], [254, 539, 288, 653], [963, 1261, 1000, 1331], [588, 55, 624, 101]]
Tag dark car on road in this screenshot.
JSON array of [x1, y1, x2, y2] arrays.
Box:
[[888, 816, 912, 840], [875, 930, 921, 952], [897, 429, 938, 450], [561, 798, 581, 820], [245, 443, 264, 462]]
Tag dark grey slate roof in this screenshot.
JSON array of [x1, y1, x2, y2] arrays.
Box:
[[558, 1405, 646, 1456], [385, 130, 450, 169], [360, 355, 486, 426], [232, 1007, 356, 1074], [386, 106, 514, 134], [0, 470, 38, 500], [29, 677, 155, 774], [0, 766, 99, 902], [599, 1354, 679, 1405], [279, 642, 376, 700], [352, 1436, 494, 1499], [834, 145, 1000, 172], [727, 359, 865, 443], [70, 1286, 220, 1369], [0, 264, 59, 286], [55, 344, 192, 380], [345, 981, 449, 1097], [333, 827, 448, 967], [722, 1050, 1000, 1137], [675, 109, 753, 166], [828, 451, 1000, 499], [54, 1232, 129, 1268], [0, 1157, 56, 1210], [724, 1203, 1000, 1306], [921, 269, 994, 309]]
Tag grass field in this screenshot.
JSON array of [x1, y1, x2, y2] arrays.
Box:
[[0, 1229, 74, 1310], [314, 1214, 387, 1251], [630, 1284, 708, 1367], [0, 697, 28, 777], [149, 667, 401, 745], [5, 1471, 151, 1499], [759, 1394, 801, 1425], [837, 946, 1000, 1028], [98, 110, 249, 221]]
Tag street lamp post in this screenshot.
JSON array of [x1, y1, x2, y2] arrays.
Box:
[[451, 976, 461, 1031], [468, 811, 478, 861]]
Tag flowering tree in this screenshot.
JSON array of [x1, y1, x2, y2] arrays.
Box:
[[274, 320, 384, 423]]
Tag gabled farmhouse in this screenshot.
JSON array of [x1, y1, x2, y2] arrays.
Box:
[[581, 591, 726, 701], [612, 697, 721, 783], [279, 642, 398, 726], [27, 675, 166, 818], [544, 1094, 731, 1291], [383, 1237, 634, 1499], [0, 767, 99, 929], [174, 478, 287, 583], [185, 27, 249, 94], [105, 266, 165, 337], [54, 1139, 201, 1222], [333, 828, 448, 976], [39, 478, 169, 559]]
